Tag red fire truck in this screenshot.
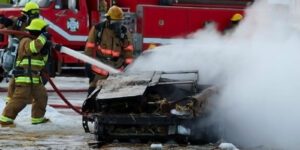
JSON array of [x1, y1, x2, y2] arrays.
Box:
[[0, 0, 252, 75]]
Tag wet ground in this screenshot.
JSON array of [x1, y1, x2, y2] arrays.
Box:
[[0, 129, 216, 149], [0, 129, 90, 150], [0, 127, 217, 150]]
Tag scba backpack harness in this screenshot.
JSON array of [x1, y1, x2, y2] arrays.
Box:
[[1, 36, 19, 76]]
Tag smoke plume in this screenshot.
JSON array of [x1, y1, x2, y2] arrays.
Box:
[[129, 0, 300, 149]]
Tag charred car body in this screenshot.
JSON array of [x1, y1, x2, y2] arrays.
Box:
[[82, 71, 219, 144]]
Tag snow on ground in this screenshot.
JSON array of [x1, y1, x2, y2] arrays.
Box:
[[0, 77, 92, 149], [0, 77, 89, 127], [0, 100, 82, 131], [0, 99, 91, 149]]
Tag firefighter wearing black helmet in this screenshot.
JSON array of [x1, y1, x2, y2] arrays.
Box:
[[0, 18, 51, 127], [84, 5, 134, 95]]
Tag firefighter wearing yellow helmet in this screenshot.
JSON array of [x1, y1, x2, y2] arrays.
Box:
[[105, 5, 124, 20], [0, 1, 42, 111], [223, 13, 244, 35], [25, 18, 47, 30], [22, 1, 40, 15], [231, 13, 243, 22], [0, 18, 52, 127], [84, 5, 134, 95], [0, 1, 40, 30]]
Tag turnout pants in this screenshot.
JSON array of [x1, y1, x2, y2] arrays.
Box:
[[2, 83, 48, 120], [6, 76, 48, 102], [6, 78, 16, 102]]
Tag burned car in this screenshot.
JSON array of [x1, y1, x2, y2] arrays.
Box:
[[82, 71, 219, 144]]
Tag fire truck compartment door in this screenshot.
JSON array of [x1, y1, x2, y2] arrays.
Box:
[[140, 5, 188, 39]]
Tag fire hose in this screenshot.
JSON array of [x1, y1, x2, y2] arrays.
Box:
[[0, 29, 31, 37], [0, 29, 86, 115], [42, 72, 82, 115], [0, 29, 122, 114]]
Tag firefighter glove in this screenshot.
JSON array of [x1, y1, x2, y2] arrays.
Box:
[[18, 15, 27, 22], [53, 43, 62, 52], [41, 32, 51, 40], [15, 15, 28, 30], [0, 16, 13, 27]]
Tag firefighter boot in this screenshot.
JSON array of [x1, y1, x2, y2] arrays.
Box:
[[0, 120, 16, 128], [32, 118, 50, 125]]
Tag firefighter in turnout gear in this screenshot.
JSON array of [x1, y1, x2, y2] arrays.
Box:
[[0, 18, 51, 127], [229, 13, 243, 27], [0, 1, 40, 32], [223, 13, 244, 35], [85, 5, 134, 95], [0, 1, 40, 104]]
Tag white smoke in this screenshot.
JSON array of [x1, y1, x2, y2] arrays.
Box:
[[128, 0, 300, 149]]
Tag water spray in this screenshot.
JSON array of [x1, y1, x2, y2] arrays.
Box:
[[60, 46, 120, 74]]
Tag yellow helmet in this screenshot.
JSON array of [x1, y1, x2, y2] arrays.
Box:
[[231, 13, 243, 22], [26, 18, 47, 31], [105, 6, 124, 20], [22, 2, 39, 13]]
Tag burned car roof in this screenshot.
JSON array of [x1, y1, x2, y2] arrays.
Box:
[[96, 71, 155, 99], [96, 71, 199, 100]]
